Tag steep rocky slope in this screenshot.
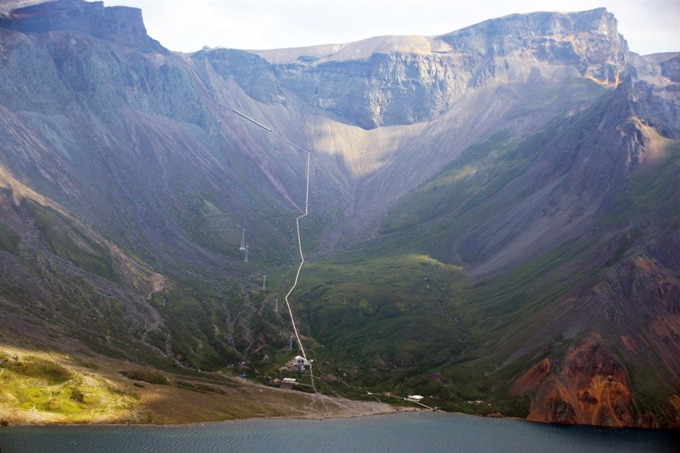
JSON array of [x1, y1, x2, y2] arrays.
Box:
[[0, 0, 308, 374], [293, 78, 680, 427], [0, 0, 678, 427]]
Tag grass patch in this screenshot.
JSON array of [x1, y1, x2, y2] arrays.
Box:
[[0, 220, 19, 254], [172, 380, 225, 394], [31, 203, 120, 283], [0, 354, 73, 385], [119, 370, 169, 385], [0, 350, 138, 422]]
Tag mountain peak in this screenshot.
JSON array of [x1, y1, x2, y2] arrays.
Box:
[[440, 8, 628, 83], [248, 8, 629, 129], [445, 7, 613, 37], [0, 0, 166, 53]]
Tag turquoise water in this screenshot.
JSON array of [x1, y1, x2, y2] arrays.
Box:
[[0, 412, 677, 452]]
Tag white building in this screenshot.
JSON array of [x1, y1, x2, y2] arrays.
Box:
[[280, 378, 297, 389], [293, 355, 313, 371]]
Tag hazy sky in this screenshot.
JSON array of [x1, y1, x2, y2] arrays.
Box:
[[105, 0, 679, 55]]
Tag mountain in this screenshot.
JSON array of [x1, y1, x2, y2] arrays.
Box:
[[0, 0, 678, 428]]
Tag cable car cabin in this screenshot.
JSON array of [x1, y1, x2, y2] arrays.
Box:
[[294, 355, 312, 371]]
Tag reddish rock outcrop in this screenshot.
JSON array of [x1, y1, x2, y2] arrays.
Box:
[[525, 336, 635, 427], [511, 358, 551, 396]]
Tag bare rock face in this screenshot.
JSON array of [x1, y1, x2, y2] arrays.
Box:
[[517, 254, 680, 428], [271, 51, 468, 129], [441, 8, 627, 85], [0, 0, 166, 54], [526, 336, 634, 427], [247, 8, 628, 129], [659, 53, 680, 82], [510, 358, 551, 396], [194, 48, 284, 105], [574, 256, 680, 385]]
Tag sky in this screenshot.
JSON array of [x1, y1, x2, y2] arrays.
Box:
[[104, 0, 679, 56]]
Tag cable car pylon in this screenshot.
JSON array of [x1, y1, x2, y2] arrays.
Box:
[[239, 228, 246, 251]]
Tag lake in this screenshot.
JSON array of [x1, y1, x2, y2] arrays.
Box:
[[0, 411, 677, 452]]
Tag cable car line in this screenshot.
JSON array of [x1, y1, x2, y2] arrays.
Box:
[[184, 56, 315, 391]]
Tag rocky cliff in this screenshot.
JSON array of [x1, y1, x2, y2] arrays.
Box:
[[248, 8, 627, 130], [0, 0, 165, 53]]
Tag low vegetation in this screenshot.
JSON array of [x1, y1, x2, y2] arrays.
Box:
[[0, 347, 392, 425], [0, 350, 138, 423]]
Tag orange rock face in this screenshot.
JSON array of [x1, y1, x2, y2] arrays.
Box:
[[523, 336, 635, 426], [510, 358, 551, 396]]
